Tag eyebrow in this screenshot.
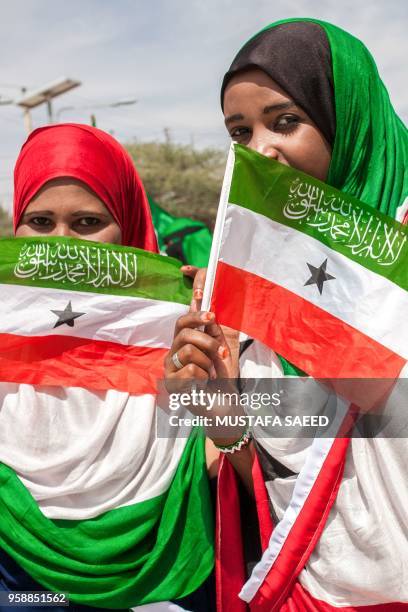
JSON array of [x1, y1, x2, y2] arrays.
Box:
[[22, 210, 55, 217], [263, 101, 296, 114], [224, 113, 244, 127], [224, 101, 297, 126], [71, 210, 109, 218], [22, 210, 110, 219]]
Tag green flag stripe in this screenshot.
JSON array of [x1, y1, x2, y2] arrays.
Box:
[[0, 430, 213, 608], [0, 236, 192, 305], [229, 145, 408, 292]]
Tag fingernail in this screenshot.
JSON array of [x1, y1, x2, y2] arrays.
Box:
[[183, 265, 192, 271], [217, 346, 229, 359], [201, 311, 214, 322], [194, 288, 203, 299]]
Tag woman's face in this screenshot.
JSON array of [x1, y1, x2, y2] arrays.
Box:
[[15, 178, 122, 244], [223, 68, 331, 181]]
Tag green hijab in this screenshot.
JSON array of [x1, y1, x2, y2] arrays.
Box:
[[222, 18, 407, 219]]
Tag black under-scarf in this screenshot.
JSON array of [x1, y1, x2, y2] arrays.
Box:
[[220, 21, 336, 145]]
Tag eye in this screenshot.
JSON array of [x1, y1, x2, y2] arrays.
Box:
[[228, 126, 251, 142], [76, 217, 101, 227], [30, 216, 53, 227], [274, 114, 300, 133]]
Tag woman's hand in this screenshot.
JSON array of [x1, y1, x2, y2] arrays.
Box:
[[168, 264, 240, 396], [164, 309, 253, 490], [180, 265, 241, 372], [164, 310, 237, 380], [165, 303, 242, 445], [180, 265, 206, 312], [171, 266, 254, 495]]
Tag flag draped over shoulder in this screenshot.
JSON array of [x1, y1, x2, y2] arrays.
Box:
[[0, 237, 213, 609], [211, 144, 408, 380]]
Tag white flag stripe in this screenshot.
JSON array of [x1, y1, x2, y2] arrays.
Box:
[[0, 283, 188, 349], [239, 436, 336, 602], [0, 383, 189, 520], [220, 204, 408, 360]]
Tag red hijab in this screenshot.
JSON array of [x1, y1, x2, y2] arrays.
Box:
[[13, 123, 158, 252]]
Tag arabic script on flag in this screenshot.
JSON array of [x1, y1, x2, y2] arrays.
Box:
[[14, 241, 138, 288], [284, 178, 406, 266]]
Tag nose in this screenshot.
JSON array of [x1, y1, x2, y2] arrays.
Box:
[[249, 129, 280, 160], [50, 223, 72, 237]]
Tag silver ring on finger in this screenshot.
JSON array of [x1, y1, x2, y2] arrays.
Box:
[[172, 351, 184, 370]]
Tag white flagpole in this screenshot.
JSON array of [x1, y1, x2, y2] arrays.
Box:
[[201, 143, 236, 312]]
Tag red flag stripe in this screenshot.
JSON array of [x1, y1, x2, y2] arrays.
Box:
[[216, 455, 247, 612], [250, 437, 349, 611], [216, 442, 405, 611], [212, 262, 405, 379], [0, 332, 166, 394], [252, 453, 274, 552]]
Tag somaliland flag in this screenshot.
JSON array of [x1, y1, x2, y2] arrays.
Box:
[[0, 237, 213, 609], [0, 236, 190, 393], [207, 145, 408, 611], [209, 144, 408, 380]]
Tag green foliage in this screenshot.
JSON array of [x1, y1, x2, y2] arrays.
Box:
[[125, 138, 226, 228], [0, 206, 13, 237]]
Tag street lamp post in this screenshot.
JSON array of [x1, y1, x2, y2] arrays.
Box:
[[15, 77, 81, 133]]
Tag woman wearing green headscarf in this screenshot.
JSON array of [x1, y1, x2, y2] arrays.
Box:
[[167, 18, 407, 611]]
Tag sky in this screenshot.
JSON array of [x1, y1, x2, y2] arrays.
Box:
[[0, 0, 406, 212]]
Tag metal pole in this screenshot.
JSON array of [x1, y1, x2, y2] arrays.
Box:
[[23, 108, 33, 134], [20, 87, 32, 134], [46, 98, 53, 123]]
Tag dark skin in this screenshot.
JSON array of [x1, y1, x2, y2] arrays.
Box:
[[223, 68, 331, 179], [167, 69, 332, 490]]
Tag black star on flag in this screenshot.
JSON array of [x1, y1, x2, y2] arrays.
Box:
[[51, 301, 86, 328], [304, 258, 335, 295]]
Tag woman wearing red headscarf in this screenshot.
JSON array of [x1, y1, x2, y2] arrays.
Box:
[[0, 125, 215, 612], [13, 123, 158, 250]]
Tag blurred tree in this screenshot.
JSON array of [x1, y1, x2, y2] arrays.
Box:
[[126, 135, 226, 228], [0, 206, 13, 237]]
